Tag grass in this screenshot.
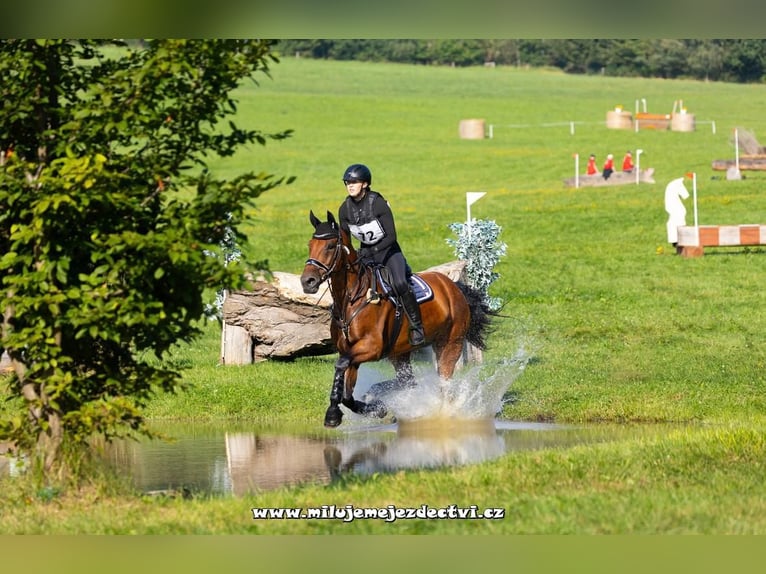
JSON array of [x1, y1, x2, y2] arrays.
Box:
[[4, 57, 766, 537]]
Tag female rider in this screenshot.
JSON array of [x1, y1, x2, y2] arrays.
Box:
[[337, 163, 425, 347]]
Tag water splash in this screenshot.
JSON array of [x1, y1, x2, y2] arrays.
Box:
[[354, 346, 532, 423]]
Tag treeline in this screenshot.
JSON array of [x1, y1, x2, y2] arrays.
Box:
[[274, 39, 766, 83]]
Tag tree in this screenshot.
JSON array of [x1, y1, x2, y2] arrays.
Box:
[[0, 39, 293, 475], [722, 39, 766, 82]]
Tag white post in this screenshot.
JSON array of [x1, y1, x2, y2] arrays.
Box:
[[574, 153, 579, 188], [489, 124, 494, 139], [466, 192, 487, 230], [635, 149, 643, 185], [570, 121, 575, 136], [692, 172, 699, 245], [735, 128, 740, 172], [711, 120, 716, 135]]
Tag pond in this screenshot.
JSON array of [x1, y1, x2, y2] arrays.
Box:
[[0, 416, 685, 497], [0, 355, 677, 496], [98, 418, 591, 497]]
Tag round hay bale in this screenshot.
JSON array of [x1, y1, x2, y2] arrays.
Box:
[[605, 110, 633, 130], [671, 113, 696, 132], [459, 119, 485, 139]]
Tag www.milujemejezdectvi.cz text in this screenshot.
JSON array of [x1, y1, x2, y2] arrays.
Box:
[[251, 504, 505, 522]]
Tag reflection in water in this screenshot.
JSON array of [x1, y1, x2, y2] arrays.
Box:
[[325, 419, 504, 479], [99, 418, 624, 497], [226, 433, 333, 495]]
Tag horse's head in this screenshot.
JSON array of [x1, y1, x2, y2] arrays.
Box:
[[301, 210, 349, 294], [664, 177, 690, 215]]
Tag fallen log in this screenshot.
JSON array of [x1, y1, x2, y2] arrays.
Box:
[[221, 272, 334, 364], [221, 261, 469, 365], [563, 168, 655, 188], [712, 156, 766, 171]]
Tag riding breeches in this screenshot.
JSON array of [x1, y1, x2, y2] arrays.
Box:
[[382, 251, 411, 296]]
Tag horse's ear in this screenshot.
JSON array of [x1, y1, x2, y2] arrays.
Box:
[[326, 210, 337, 227], [309, 210, 321, 229]]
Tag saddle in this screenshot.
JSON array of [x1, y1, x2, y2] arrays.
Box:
[[368, 266, 434, 304]]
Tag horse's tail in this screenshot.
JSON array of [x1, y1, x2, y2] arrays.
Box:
[[455, 281, 495, 350]]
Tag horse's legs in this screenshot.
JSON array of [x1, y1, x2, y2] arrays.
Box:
[[433, 338, 465, 380], [338, 362, 387, 419], [342, 364, 360, 405], [391, 353, 415, 388], [324, 355, 350, 428]]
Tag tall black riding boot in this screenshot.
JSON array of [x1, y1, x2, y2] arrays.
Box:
[[400, 290, 425, 347]]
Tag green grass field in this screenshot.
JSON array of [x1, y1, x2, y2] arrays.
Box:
[[3, 57, 766, 535]]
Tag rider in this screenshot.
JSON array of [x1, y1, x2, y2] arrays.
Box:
[[337, 163, 426, 347]]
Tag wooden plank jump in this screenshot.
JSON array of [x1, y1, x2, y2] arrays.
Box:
[[676, 225, 766, 257], [635, 112, 671, 130]]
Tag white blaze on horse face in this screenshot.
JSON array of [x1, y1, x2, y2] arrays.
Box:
[[665, 177, 690, 244]]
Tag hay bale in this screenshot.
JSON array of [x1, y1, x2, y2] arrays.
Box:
[[459, 119, 485, 140]]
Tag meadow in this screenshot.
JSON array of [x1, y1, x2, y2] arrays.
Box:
[[3, 57, 766, 538]]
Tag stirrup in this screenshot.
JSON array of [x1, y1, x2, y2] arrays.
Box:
[[408, 327, 425, 347]]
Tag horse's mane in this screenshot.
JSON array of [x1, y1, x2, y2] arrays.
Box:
[[339, 228, 358, 262]]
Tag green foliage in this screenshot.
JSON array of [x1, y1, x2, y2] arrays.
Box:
[[276, 39, 766, 83], [0, 39, 293, 473], [446, 219, 507, 311]]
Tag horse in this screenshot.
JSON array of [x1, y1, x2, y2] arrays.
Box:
[[300, 210, 493, 428], [665, 176, 690, 245]]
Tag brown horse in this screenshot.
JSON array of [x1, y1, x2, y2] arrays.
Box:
[[300, 210, 493, 428]]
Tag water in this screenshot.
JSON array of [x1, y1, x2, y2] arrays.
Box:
[[99, 418, 594, 497], [355, 347, 531, 422], [92, 351, 604, 497], [0, 351, 677, 497]]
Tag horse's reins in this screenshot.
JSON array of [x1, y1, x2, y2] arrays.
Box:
[[305, 229, 378, 342]]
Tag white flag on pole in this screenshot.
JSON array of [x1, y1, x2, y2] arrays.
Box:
[[466, 192, 486, 224], [466, 192, 486, 207]]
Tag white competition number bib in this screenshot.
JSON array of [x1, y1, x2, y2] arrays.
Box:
[[348, 220, 385, 244]]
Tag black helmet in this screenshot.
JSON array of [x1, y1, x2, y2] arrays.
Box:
[[342, 163, 372, 185]]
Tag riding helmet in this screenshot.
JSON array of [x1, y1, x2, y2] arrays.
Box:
[[342, 164, 372, 185]]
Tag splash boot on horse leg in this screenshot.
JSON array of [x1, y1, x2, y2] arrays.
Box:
[[324, 355, 349, 428]]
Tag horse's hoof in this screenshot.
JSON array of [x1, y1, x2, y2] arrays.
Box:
[[363, 400, 388, 419], [324, 406, 343, 428]]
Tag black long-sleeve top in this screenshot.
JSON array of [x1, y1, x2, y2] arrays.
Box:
[[338, 190, 401, 262]]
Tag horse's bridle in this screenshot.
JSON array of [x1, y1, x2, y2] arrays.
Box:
[[305, 230, 372, 341], [304, 230, 347, 285]]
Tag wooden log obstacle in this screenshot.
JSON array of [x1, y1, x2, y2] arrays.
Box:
[[221, 260, 476, 364], [712, 156, 766, 171], [676, 224, 766, 257]]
